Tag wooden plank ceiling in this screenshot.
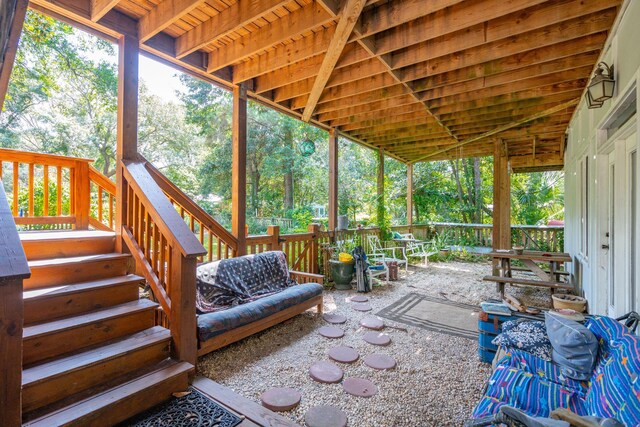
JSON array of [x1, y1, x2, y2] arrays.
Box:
[[30, 0, 622, 167]]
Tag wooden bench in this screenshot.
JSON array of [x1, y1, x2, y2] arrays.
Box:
[[483, 275, 574, 291], [509, 266, 570, 276]]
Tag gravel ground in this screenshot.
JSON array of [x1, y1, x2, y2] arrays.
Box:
[[198, 260, 554, 426]]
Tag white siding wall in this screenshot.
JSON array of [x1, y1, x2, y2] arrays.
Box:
[[565, 0, 640, 316]]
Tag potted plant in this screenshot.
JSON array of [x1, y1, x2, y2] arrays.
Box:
[[329, 238, 356, 289]]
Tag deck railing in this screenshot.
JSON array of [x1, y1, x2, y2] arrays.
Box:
[[145, 160, 238, 263], [120, 160, 206, 365], [0, 148, 114, 231]]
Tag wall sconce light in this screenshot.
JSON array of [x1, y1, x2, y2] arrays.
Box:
[[585, 62, 615, 109]]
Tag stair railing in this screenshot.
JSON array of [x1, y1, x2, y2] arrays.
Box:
[[120, 160, 206, 365], [0, 182, 30, 426], [144, 160, 238, 262]]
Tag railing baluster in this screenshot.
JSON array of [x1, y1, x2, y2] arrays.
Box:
[[43, 165, 49, 216], [28, 163, 34, 216], [97, 187, 103, 223], [56, 166, 62, 216], [12, 162, 18, 216]]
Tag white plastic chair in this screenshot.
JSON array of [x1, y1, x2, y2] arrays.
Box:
[[366, 235, 408, 274]]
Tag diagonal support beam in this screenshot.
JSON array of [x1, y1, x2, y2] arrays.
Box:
[[139, 0, 204, 42], [412, 98, 579, 163], [301, 0, 366, 122]]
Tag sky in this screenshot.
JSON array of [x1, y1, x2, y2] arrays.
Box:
[[139, 55, 186, 103]]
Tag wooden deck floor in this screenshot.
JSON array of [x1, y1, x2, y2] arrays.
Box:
[[192, 376, 300, 427]]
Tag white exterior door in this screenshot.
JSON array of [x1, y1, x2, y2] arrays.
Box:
[[600, 130, 638, 317]]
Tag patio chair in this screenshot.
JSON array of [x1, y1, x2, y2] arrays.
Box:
[[402, 234, 438, 267], [366, 234, 408, 274]]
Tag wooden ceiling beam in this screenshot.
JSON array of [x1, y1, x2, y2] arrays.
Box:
[[354, 124, 448, 140], [449, 113, 574, 134], [413, 99, 578, 162], [369, 0, 548, 56], [409, 35, 607, 92], [397, 10, 615, 81], [302, 0, 366, 122], [138, 0, 203, 42], [422, 68, 591, 108], [177, 0, 290, 58], [234, 27, 337, 84], [278, 71, 394, 104], [329, 103, 426, 127], [317, 96, 421, 122], [441, 102, 577, 127], [207, 3, 334, 72], [292, 79, 406, 110], [310, 84, 410, 114], [339, 111, 433, 132], [90, 0, 119, 21], [430, 85, 585, 116], [416, 52, 598, 101]]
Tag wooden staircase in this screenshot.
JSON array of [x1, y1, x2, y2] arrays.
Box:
[[19, 230, 193, 427]]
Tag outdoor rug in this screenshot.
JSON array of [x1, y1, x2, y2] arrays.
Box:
[[120, 387, 242, 427], [377, 293, 480, 340]]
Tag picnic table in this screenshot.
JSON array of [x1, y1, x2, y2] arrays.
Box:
[[484, 250, 573, 298]]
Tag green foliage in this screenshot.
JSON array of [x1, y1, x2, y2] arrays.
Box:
[[288, 206, 314, 232]]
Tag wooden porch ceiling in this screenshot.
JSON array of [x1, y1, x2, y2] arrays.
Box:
[[29, 0, 623, 166]]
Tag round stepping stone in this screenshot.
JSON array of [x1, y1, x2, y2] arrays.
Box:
[[350, 295, 369, 302], [360, 316, 384, 330], [318, 326, 345, 338], [323, 313, 347, 324], [328, 346, 360, 364], [342, 377, 378, 398], [364, 353, 397, 370], [352, 303, 372, 312], [305, 405, 348, 427], [261, 387, 301, 412], [363, 331, 391, 346], [309, 361, 344, 384]]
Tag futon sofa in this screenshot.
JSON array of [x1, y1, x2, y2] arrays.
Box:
[[471, 315, 640, 425], [195, 251, 324, 356]]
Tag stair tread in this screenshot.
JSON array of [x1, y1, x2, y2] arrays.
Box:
[[23, 327, 170, 387], [24, 299, 158, 339], [28, 252, 130, 268], [23, 361, 193, 427], [23, 274, 143, 301], [20, 230, 115, 241]]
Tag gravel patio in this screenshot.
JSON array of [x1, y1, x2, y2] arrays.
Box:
[[198, 260, 552, 426]]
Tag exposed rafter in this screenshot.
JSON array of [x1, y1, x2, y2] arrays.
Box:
[[139, 0, 203, 43], [90, 0, 119, 21], [413, 98, 579, 163]]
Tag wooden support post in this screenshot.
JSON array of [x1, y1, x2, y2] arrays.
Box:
[[267, 225, 280, 251], [169, 253, 197, 366], [0, 183, 29, 427], [74, 161, 91, 230], [328, 129, 338, 231], [407, 163, 413, 228], [377, 149, 385, 227], [308, 223, 320, 274], [232, 84, 247, 255], [115, 34, 139, 252], [0, 0, 28, 112], [492, 139, 511, 252]]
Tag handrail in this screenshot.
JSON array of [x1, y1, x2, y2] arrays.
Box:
[[120, 159, 206, 366], [0, 181, 29, 427], [0, 147, 93, 167], [122, 161, 206, 258], [143, 159, 238, 261], [0, 183, 29, 282]]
